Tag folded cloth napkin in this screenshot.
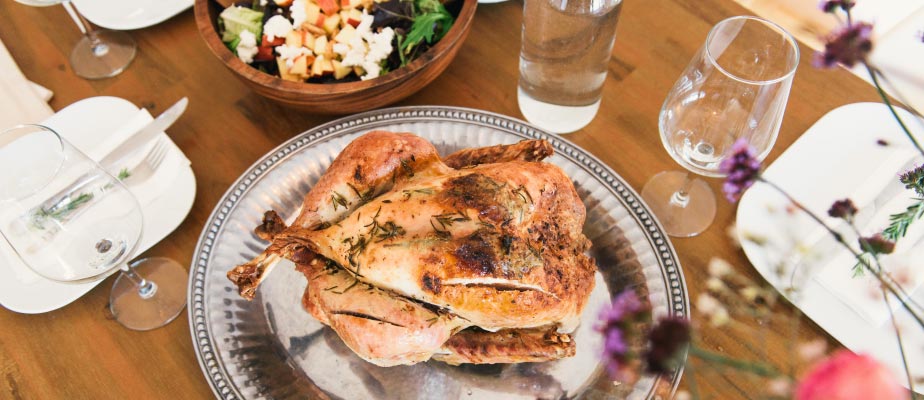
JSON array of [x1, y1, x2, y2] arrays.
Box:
[[0, 38, 54, 128]]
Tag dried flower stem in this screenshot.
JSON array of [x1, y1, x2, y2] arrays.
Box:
[[848, 224, 917, 398], [760, 178, 924, 330], [883, 291, 915, 399], [863, 62, 924, 157], [688, 346, 779, 377]]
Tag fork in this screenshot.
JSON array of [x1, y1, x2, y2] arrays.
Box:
[[125, 138, 169, 184]]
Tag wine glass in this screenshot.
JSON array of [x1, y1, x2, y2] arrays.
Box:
[[13, 0, 136, 79], [641, 16, 799, 237], [0, 125, 186, 330]]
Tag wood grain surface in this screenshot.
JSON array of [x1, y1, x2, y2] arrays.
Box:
[[0, 0, 884, 398]]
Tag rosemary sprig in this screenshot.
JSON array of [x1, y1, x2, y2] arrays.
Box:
[[331, 190, 349, 210], [429, 219, 452, 240], [332, 278, 359, 294], [346, 182, 375, 205], [512, 185, 533, 205], [399, 157, 415, 177], [35, 192, 94, 225], [431, 211, 470, 230], [401, 187, 434, 200], [882, 199, 924, 240]]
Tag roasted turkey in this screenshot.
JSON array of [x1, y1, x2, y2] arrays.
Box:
[[228, 131, 596, 367]]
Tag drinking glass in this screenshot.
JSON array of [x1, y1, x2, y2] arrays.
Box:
[[517, 0, 623, 134], [13, 0, 136, 79], [641, 16, 799, 237], [0, 125, 186, 330]]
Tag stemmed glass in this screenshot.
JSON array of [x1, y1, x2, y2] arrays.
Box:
[[0, 125, 186, 330], [13, 0, 136, 79], [641, 16, 799, 237]]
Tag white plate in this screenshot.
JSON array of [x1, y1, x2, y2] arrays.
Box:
[[737, 102, 924, 389], [0, 96, 196, 314], [72, 0, 193, 31]]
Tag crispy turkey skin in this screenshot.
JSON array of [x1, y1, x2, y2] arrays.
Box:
[[228, 131, 596, 366]]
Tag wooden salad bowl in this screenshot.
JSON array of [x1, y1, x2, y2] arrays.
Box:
[[194, 0, 478, 114]]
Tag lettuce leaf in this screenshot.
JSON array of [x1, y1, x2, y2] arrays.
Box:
[[219, 6, 264, 44]]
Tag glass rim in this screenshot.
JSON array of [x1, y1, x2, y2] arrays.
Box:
[[0, 124, 67, 202], [703, 15, 801, 86]]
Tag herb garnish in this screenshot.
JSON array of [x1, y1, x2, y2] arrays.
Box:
[[331, 191, 349, 211], [431, 211, 470, 230], [402, 187, 435, 200], [346, 182, 376, 205], [512, 185, 534, 205]]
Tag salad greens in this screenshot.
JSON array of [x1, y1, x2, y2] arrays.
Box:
[[400, 0, 454, 60], [373, 0, 455, 67], [219, 6, 264, 44], [216, 0, 461, 82]]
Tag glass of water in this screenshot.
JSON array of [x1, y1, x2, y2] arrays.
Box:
[[518, 0, 623, 134], [13, 0, 136, 79], [0, 125, 186, 330], [641, 16, 799, 237]]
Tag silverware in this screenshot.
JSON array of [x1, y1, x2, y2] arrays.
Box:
[[124, 139, 169, 185], [98, 97, 187, 173], [35, 98, 188, 221]]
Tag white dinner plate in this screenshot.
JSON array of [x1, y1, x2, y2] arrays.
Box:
[[0, 96, 196, 314], [737, 102, 924, 391], [72, 0, 193, 31]]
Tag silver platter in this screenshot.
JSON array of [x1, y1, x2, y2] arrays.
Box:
[[189, 107, 688, 399]]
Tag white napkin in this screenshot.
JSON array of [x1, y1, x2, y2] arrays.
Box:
[[0, 38, 54, 128]]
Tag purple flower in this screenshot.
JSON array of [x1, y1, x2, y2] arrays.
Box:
[[899, 164, 924, 196], [644, 316, 691, 375], [859, 233, 896, 255], [814, 22, 874, 68], [818, 0, 855, 13], [596, 290, 650, 380], [719, 139, 762, 203], [828, 199, 858, 220]]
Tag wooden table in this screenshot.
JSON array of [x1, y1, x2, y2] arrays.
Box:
[[0, 0, 883, 398]]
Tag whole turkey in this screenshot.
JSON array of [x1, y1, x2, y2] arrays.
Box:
[[228, 131, 597, 367]]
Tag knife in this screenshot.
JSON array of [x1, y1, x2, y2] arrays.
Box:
[[34, 97, 188, 221], [98, 97, 188, 171]]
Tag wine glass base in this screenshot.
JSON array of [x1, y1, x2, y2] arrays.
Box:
[[641, 171, 717, 237], [110, 257, 187, 331], [70, 30, 136, 80]]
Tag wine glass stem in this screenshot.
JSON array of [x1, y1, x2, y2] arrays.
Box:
[[669, 173, 694, 208], [61, 1, 108, 55], [120, 265, 158, 299]]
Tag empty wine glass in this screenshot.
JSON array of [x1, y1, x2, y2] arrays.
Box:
[[0, 125, 186, 330], [641, 16, 799, 237], [13, 0, 136, 79]]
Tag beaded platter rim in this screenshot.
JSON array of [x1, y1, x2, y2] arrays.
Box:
[[188, 106, 689, 399]]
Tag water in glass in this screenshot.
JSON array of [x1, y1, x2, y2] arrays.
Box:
[[518, 0, 622, 134]]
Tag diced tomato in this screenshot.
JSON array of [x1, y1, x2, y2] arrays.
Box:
[[254, 45, 275, 61], [261, 35, 285, 47], [317, 0, 340, 15]]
